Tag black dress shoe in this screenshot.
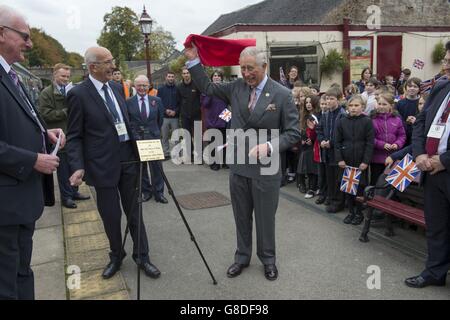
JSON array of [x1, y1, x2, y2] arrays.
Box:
[[102, 261, 121, 279], [155, 195, 168, 204], [142, 193, 152, 202], [404, 275, 446, 288], [264, 264, 278, 281], [139, 262, 161, 279], [226, 263, 249, 278], [210, 164, 220, 171], [73, 193, 90, 201], [62, 198, 77, 209]]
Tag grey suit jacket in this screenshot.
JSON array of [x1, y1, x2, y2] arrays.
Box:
[[189, 63, 301, 180]]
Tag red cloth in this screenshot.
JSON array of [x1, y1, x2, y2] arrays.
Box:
[[184, 34, 256, 67]]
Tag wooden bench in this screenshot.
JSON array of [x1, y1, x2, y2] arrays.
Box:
[[356, 182, 425, 243]]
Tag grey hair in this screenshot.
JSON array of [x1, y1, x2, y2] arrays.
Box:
[[84, 48, 98, 67], [134, 75, 149, 83], [240, 47, 267, 67], [0, 5, 27, 26]]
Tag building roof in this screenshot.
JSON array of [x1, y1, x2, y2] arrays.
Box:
[[202, 0, 345, 36], [202, 0, 450, 36]]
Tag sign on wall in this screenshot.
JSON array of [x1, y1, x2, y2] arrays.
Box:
[[350, 38, 373, 83]]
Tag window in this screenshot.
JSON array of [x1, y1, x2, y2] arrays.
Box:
[[269, 43, 323, 86]]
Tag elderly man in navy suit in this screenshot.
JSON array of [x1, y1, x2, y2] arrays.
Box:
[[126, 75, 168, 204], [66, 47, 161, 280], [0, 5, 65, 299], [406, 41, 450, 289]]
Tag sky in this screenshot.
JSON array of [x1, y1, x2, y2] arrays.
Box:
[[1, 0, 262, 55]]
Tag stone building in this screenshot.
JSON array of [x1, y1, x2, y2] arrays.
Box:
[[202, 0, 450, 90]]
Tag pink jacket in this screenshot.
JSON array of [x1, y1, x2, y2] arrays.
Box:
[[371, 112, 407, 164]]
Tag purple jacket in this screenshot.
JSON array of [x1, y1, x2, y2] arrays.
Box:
[[201, 94, 228, 129], [371, 112, 407, 164]]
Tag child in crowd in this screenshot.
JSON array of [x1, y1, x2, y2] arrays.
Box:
[[297, 95, 320, 198], [344, 84, 359, 101], [316, 87, 347, 213], [370, 92, 406, 185], [315, 95, 329, 205], [335, 95, 374, 225], [361, 77, 379, 114], [395, 77, 422, 145], [309, 84, 321, 96], [385, 92, 428, 167]]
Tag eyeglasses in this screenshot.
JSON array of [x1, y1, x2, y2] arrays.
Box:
[[442, 59, 450, 65], [1, 25, 31, 42], [93, 59, 116, 66]]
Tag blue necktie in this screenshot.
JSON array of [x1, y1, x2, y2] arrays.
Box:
[[101, 84, 120, 122], [60, 85, 66, 96]]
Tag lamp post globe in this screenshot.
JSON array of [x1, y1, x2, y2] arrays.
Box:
[[139, 6, 153, 83]]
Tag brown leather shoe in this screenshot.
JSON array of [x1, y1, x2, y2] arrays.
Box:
[[264, 264, 278, 281], [226, 263, 249, 278]]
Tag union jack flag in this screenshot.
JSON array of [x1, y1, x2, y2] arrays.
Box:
[[279, 67, 288, 87], [385, 154, 420, 192], [413, 59, 425, 70], [340, 166, 361, 196], [219, 108, 232, 122], [420, 74, 448, 95]]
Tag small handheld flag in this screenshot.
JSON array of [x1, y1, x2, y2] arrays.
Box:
[[413, 59, 425, 70], [385, 154, 420, 192], [340, 166, 361, 196], [219, 108, 232, 123], [279, 67, 288, 87]]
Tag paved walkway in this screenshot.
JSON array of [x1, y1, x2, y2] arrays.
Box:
[[33, 163, 449, 300]]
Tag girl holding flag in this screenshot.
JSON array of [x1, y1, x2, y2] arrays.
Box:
[[335, 95, 375, 225]]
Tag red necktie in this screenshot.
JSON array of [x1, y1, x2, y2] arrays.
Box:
[[140, 96, 147, 120], [248, 87, 257, 112], [425, 99, 450, 156]]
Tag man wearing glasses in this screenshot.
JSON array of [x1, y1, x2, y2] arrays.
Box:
[[407, 40, 450, 289], [0, 6, 65, 299], [66, 47, 161, 280]]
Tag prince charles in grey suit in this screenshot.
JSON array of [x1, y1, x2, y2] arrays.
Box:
[[185, 46, 301, 280]]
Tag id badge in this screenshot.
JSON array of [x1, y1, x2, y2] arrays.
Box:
[[427, 124, 445, 139], [115, 122, 128, 136]]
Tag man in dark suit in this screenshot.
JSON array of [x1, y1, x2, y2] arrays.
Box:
[[66, 46, 160, 280], [407, 41, 450, 289], [185, 46, 301, 281], [38, 63, 90, 209], [0, 6, 64, 299], [126, 75, 168, 204]]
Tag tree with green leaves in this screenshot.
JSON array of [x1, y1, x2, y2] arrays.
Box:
[[97, 6, 142, 63], [97, 6, 176, 64], [25, 28, 83, 68]]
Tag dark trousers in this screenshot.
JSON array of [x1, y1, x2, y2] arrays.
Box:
[[326, 164, 344, 207], [345, 184, 365, 214], [209, 127, 227, 165], [142, 161, 165, 199], [56, 151, 78, 200], [318, 162, 327, 197], [421, 171, 450, 282], [370, 163, 386, 186], [0, 223, 35, 300], [281, 150, 299, 184], [95, 142, 149, 263], [182, 116, 201, 157], [298, 174, 318, 191], [230, 173, 279, 265]]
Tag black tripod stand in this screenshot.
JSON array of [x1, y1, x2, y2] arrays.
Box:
[[120, 155, 217, 300]]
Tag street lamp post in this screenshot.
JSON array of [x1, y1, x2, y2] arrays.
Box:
[[139, 6, 153, 83]]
